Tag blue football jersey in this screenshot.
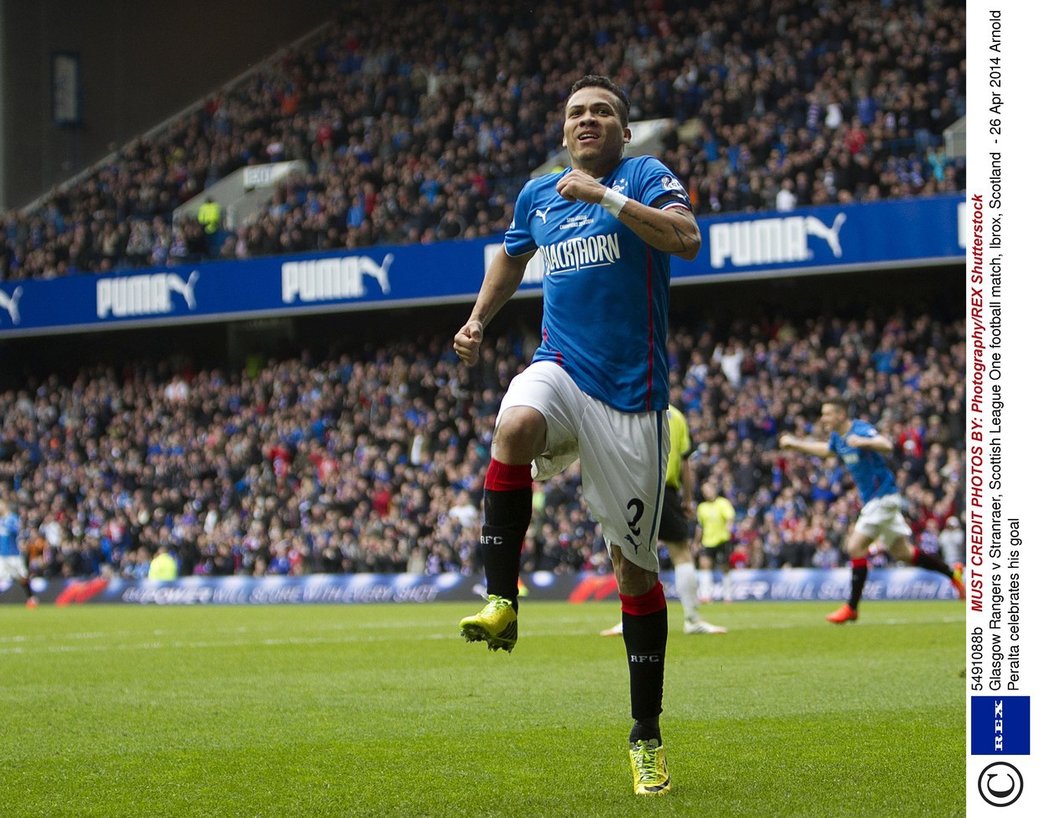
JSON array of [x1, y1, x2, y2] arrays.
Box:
[[0, 512, 19, 557], [828, 420, 898, 503], [504, 156, 691, 413]]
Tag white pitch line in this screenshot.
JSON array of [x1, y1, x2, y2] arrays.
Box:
[[0, 612, 964, 656]]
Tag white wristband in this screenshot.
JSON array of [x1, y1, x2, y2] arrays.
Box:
[[600, 187, 628, 217]]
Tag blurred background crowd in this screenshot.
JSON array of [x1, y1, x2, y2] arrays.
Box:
[[0, 307, 965, 581], [1, 0, 964, 281], [0, 0, 966, 583]]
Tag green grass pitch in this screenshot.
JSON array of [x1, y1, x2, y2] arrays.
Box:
[[2, 600, 964, 817]]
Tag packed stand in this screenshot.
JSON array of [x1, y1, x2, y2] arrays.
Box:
[[0, 311, 965, 581], [0, 0, 965, 282]]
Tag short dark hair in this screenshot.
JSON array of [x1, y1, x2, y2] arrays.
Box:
[[823, 396, 849, 413], [569, 75, 630, 126]]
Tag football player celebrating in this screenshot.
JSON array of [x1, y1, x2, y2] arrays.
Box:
[[453, 75, 700, 795]]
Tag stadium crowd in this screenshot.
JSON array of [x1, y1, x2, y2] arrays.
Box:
[[1, 0, 964, 282], [0, 310, 965, 581]]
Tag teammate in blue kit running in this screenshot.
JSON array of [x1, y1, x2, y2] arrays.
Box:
[[1, 496, 38, 608], [453, 75, 700, 795], [779, 397, 965, 623]]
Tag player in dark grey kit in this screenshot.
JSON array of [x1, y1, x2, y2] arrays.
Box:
[[453, 75, 700, 795]]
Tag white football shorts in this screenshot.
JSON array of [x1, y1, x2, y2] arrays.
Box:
[[0, 555, 29, 582], [854, 493, 912, 543], [497, 361, 669, 572]]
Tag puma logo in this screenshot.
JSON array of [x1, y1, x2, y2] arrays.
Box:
[[0, 286, 22, 324], [166, 270, 200, 309], [804, 213, 847, 258]]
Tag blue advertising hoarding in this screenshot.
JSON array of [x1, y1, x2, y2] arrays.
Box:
[[0, 194, 963, 338], [1, 567, 960, 606]]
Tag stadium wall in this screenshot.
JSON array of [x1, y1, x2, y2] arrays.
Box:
[[1, 568, 960, 606], [0, 195, 964, 339], [0, 0, 333, 210]]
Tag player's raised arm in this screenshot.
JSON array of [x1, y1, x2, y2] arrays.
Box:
[[779, 433, 832, 458], [617, 199, 701, 260], [453, 247, 534, 366], [845, 432, 893, 453], [554, 170, 700, 260]]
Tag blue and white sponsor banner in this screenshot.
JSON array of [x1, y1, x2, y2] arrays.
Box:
[[689, 193, 963, 281], [0, 195, 963, 338], [2, 567, 959, 606], [663, 566, 961, 603]]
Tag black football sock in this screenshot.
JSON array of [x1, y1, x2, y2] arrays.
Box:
[[629, 718, 661, 745], [848, 557, 869, 610], [480, 459, 533, 612], [911, 546, 954, 578], [621, 582, 668, 744]]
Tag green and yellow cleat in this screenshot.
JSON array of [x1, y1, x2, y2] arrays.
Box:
[[459, 595, 518, 653], [629, 739, 671, 796]]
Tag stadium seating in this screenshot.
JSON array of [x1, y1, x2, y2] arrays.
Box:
[[0, 312, 964, 579], [0, 1, 966, 580], [0, 0, 965, 283]]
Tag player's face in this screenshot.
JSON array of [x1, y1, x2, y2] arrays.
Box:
[[563, 87, 630, 171], [820, 403, 848, 433]]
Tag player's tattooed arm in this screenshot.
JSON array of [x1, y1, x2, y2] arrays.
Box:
[[555, 170, 700, 259], [616, 203, 701, 260]]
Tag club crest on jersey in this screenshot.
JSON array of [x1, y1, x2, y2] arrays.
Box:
[[611, 178, 628, 194], [661, 175, 685, 193]]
